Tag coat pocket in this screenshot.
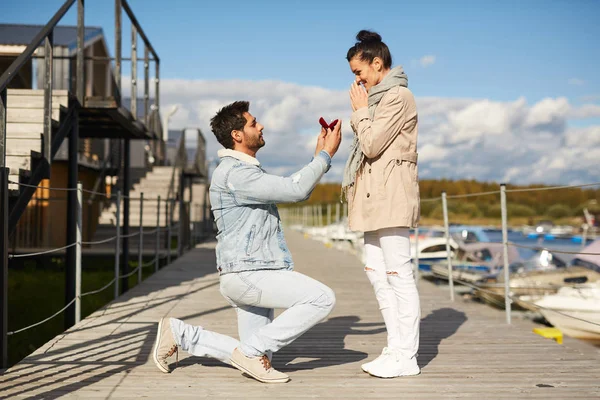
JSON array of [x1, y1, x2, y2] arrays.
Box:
[[383, 158, 397, 186]]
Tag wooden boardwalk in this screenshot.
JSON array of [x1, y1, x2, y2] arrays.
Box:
[[1, 230, 599, 399]]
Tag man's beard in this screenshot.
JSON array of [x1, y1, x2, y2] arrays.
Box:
[[248, 135, 265, 150]]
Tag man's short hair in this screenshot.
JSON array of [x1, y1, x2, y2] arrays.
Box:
[[210, 101, 249, 149]]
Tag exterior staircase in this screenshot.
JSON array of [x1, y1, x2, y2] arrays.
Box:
[[98, 166, 182, 227], [6, 89, 69, 190]]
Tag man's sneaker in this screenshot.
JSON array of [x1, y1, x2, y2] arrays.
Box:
[[153, 318, 178, 373], [230, 347, 290, 384], [367, 350, 420, 378], [361, 347, 393, 373]]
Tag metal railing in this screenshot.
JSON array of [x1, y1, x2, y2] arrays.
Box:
[[0, 0, 83, 169], [5, 180, 212, 338], [0, 0, 166, 369], [284, 181, 600, 331]]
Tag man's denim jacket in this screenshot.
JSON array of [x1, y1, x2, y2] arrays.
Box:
[[209, 149, 332, 274]]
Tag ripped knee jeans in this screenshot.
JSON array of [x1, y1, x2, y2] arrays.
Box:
[[363, 227, 420, 358]]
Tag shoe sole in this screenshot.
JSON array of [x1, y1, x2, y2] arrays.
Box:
[[368, 369, 421, 378], [153, 318, 170, 374], [230, 358, 290, 384]]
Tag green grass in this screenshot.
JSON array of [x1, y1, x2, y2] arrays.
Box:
[[7, 255, 171, 367]]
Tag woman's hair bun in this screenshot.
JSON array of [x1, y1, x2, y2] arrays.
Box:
[[356, 30, 382, 43]]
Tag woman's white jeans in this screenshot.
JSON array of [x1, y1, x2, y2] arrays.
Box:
[[364, 227, 420, 358]]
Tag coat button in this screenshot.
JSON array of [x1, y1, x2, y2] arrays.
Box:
[[369, 168, 372, 173], [396, 159, 400, 165], [367, 193, 370, 198]]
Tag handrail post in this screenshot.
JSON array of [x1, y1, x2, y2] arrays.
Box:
[[144, 46, 149, 127], [122, 142, 130, 293], [442, 192, 454, 302], [167, 199, 172, 264], [155, 196, 160, 272], [65, 101, 79, 329], [75, 182, 82, 324], [1, 167, 9, 369], [114, 190, 121, 299], [0, 88, 6, 168], [138, 192, 144, 285], [155, 60, 161, 162], [114, 0, 122, 93], [414, 226, 420, 283], [131, 24, 137, 118], [43, 31, 54, 165], [178, 175, 184, 257], [500, 184, 512, 324], [76, 0, 84, 105]]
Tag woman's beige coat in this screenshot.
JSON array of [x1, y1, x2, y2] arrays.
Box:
[[348, 85, 420, 232]]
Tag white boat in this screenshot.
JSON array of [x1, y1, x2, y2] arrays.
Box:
[[430, 242, 521, 284], [535, 283, 600, 344], [411, 237, 458, 273]]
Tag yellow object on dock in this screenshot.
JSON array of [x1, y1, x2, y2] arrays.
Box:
[[533, 327, 563, 344]]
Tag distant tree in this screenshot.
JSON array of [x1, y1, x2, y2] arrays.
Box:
[[546, 204, 572, 219], [508, 204, 536, 217]]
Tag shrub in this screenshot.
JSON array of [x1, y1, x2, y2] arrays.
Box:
[[546, 204, 572, 219]]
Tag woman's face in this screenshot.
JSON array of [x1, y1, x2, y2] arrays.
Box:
[[349, 56, 385, 92]]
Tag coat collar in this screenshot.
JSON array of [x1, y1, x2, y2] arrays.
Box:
[[217, 149, 261, 166]]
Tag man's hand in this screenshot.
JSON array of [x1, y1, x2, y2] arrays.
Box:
[[350, 81, 368, 112], [314, 127, 327, 157], [323, 120, 342, 158]]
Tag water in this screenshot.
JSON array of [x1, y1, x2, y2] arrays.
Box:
[[485, 229, 592, 264]]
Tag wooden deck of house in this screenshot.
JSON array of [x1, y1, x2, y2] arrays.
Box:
[[1, 229, 599, 399]]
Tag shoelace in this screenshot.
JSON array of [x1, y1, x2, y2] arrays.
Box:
[[165, 344, 179, 367], [382, 347, 402, 362], [260, 355, 273, 372]]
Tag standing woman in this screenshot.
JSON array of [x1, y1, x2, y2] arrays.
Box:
[[343, 30, 421, 378]]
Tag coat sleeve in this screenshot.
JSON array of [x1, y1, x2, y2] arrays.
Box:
[[350, 90, 407, 159]]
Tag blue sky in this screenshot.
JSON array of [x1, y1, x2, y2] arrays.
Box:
[[3, 0, 600, 184], [4, 0, 599, 102]]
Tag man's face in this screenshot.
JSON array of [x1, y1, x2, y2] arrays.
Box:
[[239, 112, 265, 151]]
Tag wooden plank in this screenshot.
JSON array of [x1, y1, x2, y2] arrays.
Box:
[[7, 108, 60, 123], [5, 155, 31, 171], [0, 231, 598, 399], [7, 89, 69, 96], [5, 139, 42, 155], [5, 123, 44, 136], [5, 95, 68, 109]]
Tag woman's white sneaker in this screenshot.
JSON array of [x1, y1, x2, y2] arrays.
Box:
[[367, 350, 420, 378], [361, 347, 393, 373]]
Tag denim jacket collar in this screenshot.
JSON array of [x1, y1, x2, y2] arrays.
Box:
[[217, 149, 261, 166]]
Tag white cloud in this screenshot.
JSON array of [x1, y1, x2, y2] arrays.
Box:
[[419, 55, 436, 68], [570, 104, 600, 119], [153, 78, 600, 186], [568, 78, 585, 86]]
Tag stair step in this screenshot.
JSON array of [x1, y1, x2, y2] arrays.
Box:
[[7, 108, 60, 123], [6, 138, 43, 155], [6, 94, 68, 109], [6, 155, 31, 174], [6, 123, 44, 137], [8, 174, 21, 191]]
